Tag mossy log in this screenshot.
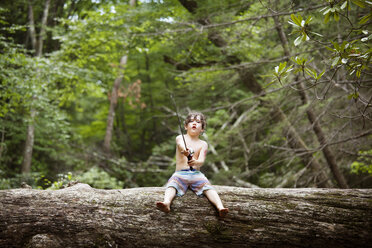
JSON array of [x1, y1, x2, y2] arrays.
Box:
[[0, 183, 371, 248]]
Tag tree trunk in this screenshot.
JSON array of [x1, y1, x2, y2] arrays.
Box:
[[177, 0, 332, 187], [22, 0, 51, 174], [36, 0, 51, 57], [272, 14, 349, 188], [22, 0, 38, 175], [273, 105, 332, 187], [103, 55, 127, 153], [103, 0, 136, 154], [297, 84, 349, 188], [27, 1, 37, 51], [0, 184, 371, 247], [21, 106, 36, 174]]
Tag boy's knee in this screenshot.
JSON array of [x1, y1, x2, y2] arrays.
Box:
[[166, 186, 176, 192]]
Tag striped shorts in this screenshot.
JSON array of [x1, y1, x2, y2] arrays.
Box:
[[166, 169, 214, 196]]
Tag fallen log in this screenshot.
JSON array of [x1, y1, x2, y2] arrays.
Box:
[[0, 183, 371, 247]]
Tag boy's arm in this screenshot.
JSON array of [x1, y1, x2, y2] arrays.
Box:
[[188, 141, 208, 169], [176, 135, 189, 156]]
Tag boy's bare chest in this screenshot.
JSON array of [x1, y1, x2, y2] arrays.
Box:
[[186, 141, 202, 157]]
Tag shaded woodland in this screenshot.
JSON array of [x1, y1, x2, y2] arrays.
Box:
[[0, 0, 371, 190]]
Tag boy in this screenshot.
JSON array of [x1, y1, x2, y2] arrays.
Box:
[[156, 112, 228, 217]]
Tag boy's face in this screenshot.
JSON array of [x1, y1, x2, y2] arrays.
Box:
[[185, 115, 204, 134]]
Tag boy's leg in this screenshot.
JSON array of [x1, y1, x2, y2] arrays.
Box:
[[156, 187, 176, 213], [204, 189, 229, 217]]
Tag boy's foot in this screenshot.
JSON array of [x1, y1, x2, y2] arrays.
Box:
[[156, 201, 170, 213], [218, 208, 229, 218]]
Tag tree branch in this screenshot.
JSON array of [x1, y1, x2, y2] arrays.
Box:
[[0, 184, 371, 247]]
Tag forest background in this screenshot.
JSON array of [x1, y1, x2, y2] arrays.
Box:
[[0, 0, 371, 190]]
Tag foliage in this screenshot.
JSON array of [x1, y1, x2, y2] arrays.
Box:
[[270, 0, 371, 92], [0, 0, 371, 190], [75, 167, 124, 189], [351, 150, 372, 175]]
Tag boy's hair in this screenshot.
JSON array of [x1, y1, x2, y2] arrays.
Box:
[[184, 112, 207, 130]]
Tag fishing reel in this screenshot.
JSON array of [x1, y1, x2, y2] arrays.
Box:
[[187, 148, 194, 161], [187, 148, 195, 171]]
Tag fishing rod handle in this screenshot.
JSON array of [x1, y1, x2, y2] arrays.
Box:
[[187, 148, 194, 160]]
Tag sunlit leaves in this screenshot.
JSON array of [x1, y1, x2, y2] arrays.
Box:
[[320, 0, 372, 23], [359, 12, 372, 24], [326, 40, 370, 78], [351, 0, 368, 8], [267, 61, 293, 87], [288, 14, 314, 46], [351, 150, 372, 175], [320, 5, 340, 23], [290, 56, 325, 80]]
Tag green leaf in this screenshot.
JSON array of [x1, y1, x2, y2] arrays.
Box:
[[341, 1, 348, 9], [285, 65, 294, 73], [356, 69, 361, 78], [288, 20, 298, 27], [305, 16, 313, 24], [340, 41, 348, 51], [317, 70, 325, 80], [302, 34, 309, 41], [290, 14, 301, 26], [309, 31, 323, 37], [331, 41, 340, 51], [352, 0, 366, 8], [359, 13, 371, 24], [322, 7, 331, 15], [265, 80, 277, 88], [361, 37, 368, 42], [324, 12, 331, 23], [305, 68, 316, 78], [279, 62, 287, 72], [334, 12, 340, 21], [332, 57, 340, 67], [348, 92, 359, 100], [294, 36, 302, 46]]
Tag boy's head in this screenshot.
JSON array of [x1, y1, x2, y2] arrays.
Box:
[[184, 112, 206, 131]]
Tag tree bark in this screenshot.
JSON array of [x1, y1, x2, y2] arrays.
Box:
[[272, 14, 349, 188], [297, 84, 349, 188], [22, 0, 38, 175], [103, 0, 136, 154], [0, 183, 371, 248], [176, 0, 332, 187], [27, 1, 37, 52], [21, 106, 36, 174], [22, 0, 51, 174], [36, 0, 51, 57], [103, 55, 127, 153]]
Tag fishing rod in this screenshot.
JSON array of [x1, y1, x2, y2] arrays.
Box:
[[169, 93, 194, 168]]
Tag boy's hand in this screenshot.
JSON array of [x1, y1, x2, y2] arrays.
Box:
[[187, 158, 198, 166], [181, 148, 190, 157]]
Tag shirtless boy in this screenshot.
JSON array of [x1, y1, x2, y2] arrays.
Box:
[[156, 112, 228, 217]]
